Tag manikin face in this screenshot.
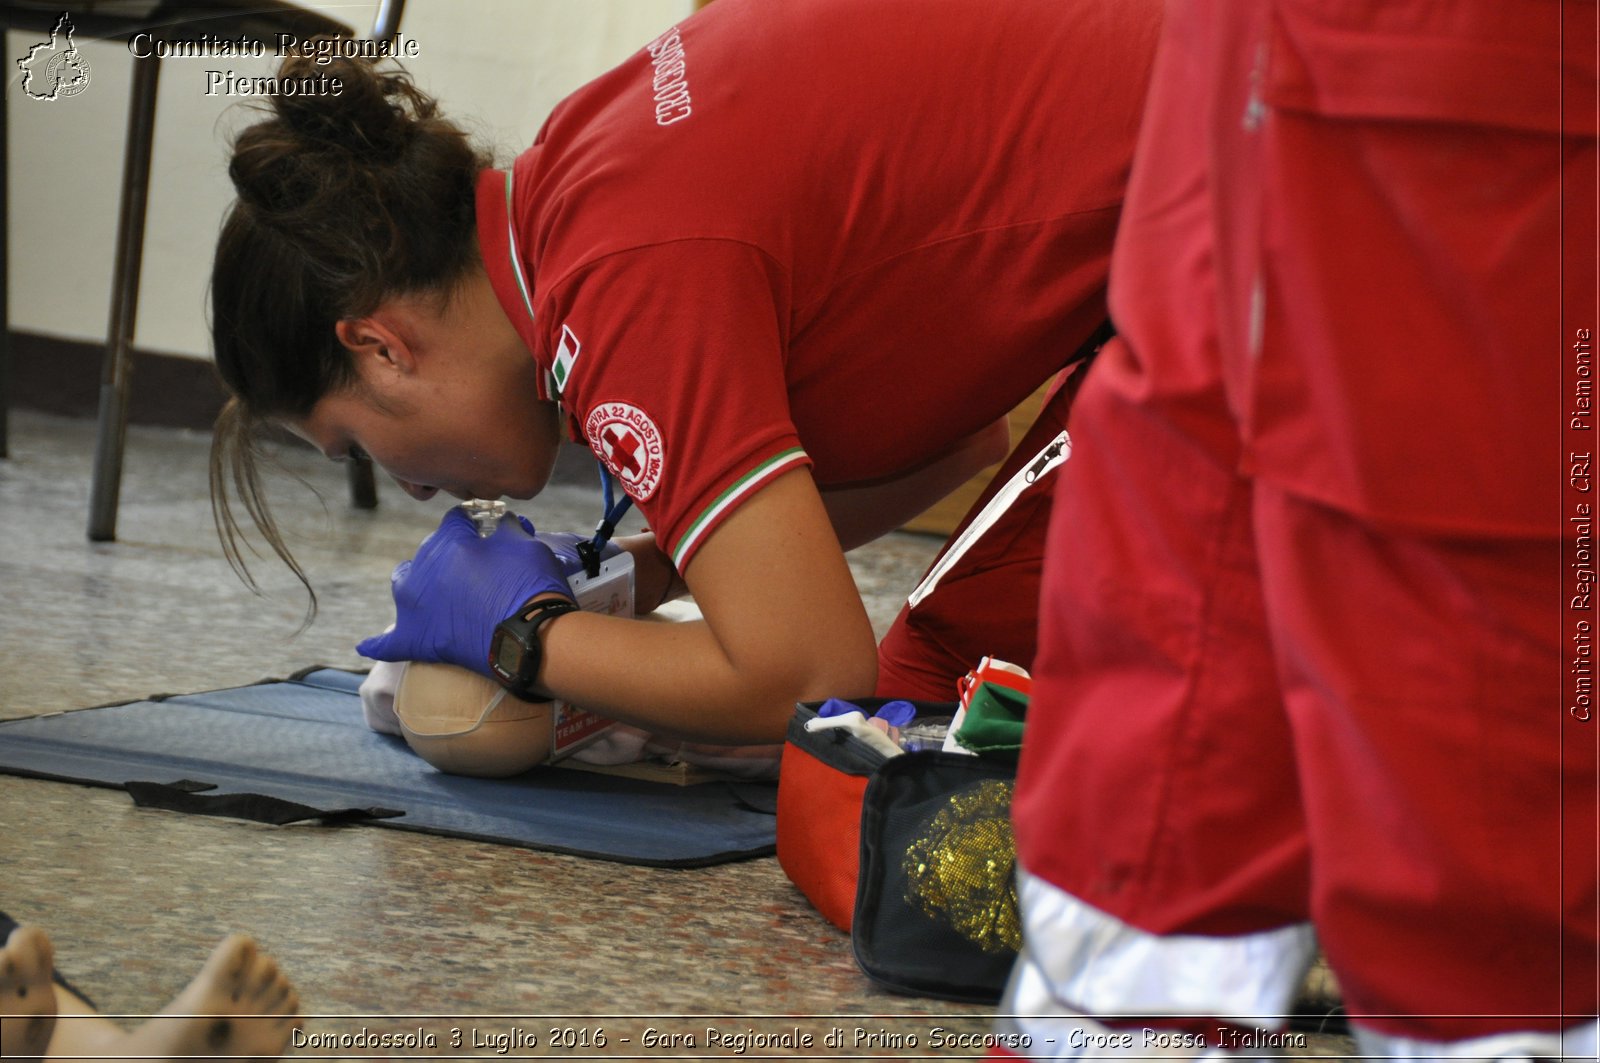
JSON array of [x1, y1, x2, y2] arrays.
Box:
[[288, 272, 563, 503]]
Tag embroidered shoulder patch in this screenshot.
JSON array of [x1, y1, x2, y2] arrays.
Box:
[[585, 401, 665, 501], [552, 323, 581, 393]]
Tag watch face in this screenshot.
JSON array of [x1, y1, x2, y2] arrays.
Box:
[[492, 630, 525, 679]]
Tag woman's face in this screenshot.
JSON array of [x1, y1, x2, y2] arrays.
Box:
[[293, 372, 562, 503], [288, 273, 564, 503]]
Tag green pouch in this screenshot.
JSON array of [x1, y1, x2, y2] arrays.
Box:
[[952, 681, 1028, 757]]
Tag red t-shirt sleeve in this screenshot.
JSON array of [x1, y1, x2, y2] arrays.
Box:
[[541, 239, 814, 571]]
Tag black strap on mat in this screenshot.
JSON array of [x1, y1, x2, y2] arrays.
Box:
[[125, 780, 404, 827]]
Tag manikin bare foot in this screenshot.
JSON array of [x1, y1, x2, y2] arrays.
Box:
[[0, 925, 58, 1063], [49, 934, 299, 1063]]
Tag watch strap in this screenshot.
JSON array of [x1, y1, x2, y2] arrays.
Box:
[[511, 595, 581, 627], [491, 596, 579, 700]]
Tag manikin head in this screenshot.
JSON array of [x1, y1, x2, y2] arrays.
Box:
[[393, 662, 554, 777]]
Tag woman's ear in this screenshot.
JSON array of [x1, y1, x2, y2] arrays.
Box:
[[335, 317, 418, 376]]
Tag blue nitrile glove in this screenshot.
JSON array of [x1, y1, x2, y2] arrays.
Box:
[[817, 697, 866, 719], [873, 700, 918, 729], [535, 532, 624, 579], [816, 699, 915, 726], [356, 507, 574, 678]]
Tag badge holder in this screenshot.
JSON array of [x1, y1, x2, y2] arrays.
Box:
[[555, 460, 638, 752]]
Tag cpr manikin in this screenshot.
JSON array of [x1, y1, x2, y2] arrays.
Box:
[[359, 654, 782, 780]]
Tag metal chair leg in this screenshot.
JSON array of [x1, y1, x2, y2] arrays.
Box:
[[88, 52, 159, 542], [1, 72, 10, 461], [348, 453, 378, 509]]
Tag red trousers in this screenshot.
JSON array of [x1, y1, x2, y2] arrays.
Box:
[[1008, 0, 1599, 1049]]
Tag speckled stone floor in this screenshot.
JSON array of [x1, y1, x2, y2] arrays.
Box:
[[0, 410, 1355, 1059]]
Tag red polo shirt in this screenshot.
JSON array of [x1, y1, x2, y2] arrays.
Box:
[[476, 0, 1159, 568]]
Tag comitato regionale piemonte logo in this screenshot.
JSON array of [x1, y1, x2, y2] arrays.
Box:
[[17, 13, 91, 101]]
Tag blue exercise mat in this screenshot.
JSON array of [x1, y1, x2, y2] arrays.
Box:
[[0, 669, 777, 867]]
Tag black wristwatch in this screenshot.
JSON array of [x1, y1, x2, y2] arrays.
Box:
[[489, 596, 580, 702]]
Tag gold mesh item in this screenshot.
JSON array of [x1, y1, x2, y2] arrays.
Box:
[[901, 780, 1021, 953]]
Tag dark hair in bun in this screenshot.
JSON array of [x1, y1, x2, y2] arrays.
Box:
[[209, 49, 492, 613]]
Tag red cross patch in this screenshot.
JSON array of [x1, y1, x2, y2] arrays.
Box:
[[584, 401, 665, 501]]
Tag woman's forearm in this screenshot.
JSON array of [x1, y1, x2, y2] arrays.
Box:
[[535, 609, 874, 743], [538, 469, 879, 743]]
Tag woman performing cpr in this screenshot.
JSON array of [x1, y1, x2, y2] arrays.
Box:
[[209, 0, 1160, 743]]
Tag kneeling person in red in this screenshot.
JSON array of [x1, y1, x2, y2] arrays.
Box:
[[208, 0, 1162, 741]]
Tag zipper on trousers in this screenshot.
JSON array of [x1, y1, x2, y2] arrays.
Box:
[[905, 430, 1071, 610]]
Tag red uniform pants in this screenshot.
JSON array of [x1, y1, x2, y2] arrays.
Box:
[[1006, 0, 1598, 1051]]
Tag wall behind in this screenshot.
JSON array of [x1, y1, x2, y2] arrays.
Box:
[[5, 0, 693, 362]]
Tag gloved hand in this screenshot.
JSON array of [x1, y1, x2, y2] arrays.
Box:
[[357, 507, 574, 678]]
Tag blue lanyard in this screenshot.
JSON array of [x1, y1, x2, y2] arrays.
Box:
[[577, 462, 634, 577]]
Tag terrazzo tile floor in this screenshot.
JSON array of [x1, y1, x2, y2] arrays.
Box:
[[0, 410, 1355, 1059]]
